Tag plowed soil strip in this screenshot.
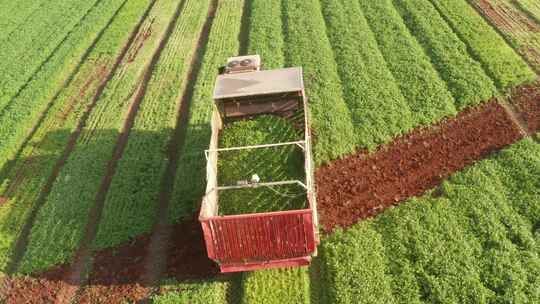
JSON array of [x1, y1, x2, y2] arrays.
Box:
[[316, 101, 523, 232], [510, 82, 540, 134], [0, 266, 67, 304]]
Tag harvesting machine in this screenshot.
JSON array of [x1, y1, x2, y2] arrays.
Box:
[[199, 55, 319, 272]]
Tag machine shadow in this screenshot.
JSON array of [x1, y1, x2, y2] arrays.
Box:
[[0, 126, 232, 291]]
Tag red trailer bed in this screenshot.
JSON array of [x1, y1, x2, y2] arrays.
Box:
[[199, 55, 319, 272]]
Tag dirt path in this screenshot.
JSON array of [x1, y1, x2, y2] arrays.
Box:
[[316, 101, 524, 232], [510, 82, 540, 135]]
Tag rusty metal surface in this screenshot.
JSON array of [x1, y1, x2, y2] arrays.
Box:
[[213, 67, 303, 99]]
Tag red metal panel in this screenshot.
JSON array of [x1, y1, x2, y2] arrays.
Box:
[[200, 220, 216, 259], [203, 209, 317, 268], [303, 213, 316, 252]]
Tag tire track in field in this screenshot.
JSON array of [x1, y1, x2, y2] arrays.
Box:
[[135, 0, 219, 299], [4, 0, 158, 276], [54, 0, 193, 302], [0, 0, 130, 186]]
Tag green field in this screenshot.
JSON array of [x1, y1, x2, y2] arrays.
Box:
[[0, 0, 538, 302]]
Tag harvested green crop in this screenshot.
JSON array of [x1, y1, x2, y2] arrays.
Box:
[[217, 115, 306, 215]]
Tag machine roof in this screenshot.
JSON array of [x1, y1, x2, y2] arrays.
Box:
[[213, 67, 303, 100]]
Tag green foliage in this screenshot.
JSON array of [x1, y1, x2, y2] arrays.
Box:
[[357, 0, 457, 127], [281, 0, 357, 163], [320, 139, 540, 303], [241, 268, 311, 304], [18, 0, 182, 273], [247, 0, 284, 69], [217, 116, 305, 215], [320, 223, 396, 304], [513, 0, 540, 24], [469, 0, 540, 73], [0, 0, 129, 175], [0, 0, 46, 42], [93, 0, 210, 250], [320, 0, 413, 150], [153, 280, 230, 304], [0, 0, 137, 273], [168, 0, 245, 223], [393, 0, 497, 109], [429, 0, 536, 90], [0, 0, 100, 111], [218, 116, 303, 184]]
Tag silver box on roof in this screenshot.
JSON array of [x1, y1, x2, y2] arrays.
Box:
[[213, 67, 304, 100]]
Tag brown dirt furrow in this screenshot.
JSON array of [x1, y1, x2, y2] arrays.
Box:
[[77, 235, 151, 304], [316, 101, 523, 232], [510, 82, 540, 134], [77, 218, 220, 304], [164, 217, 220, 280], [0, 266, 68, 304]]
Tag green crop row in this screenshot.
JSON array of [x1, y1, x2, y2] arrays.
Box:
[[469, 0, 540, 73], [0, 0, 140, 274], [320, 138, 540, 304], [358, 0, 458, 127], [0, 0, 99, 111], [17, 0, 182, 274], [320, 0, 413, 151], [217, 116, 305, 215], [93, 0, 211, 250], [429, 0, 535, 90], [281, 0, 357, 163], [152, 279, 231, 304], [168, 0, 245, 223], [514, 0, 540, 24], [0, 0, 46, 42], [241, 268, 311, 304], [393, 0, 497, 109], [246, 0, 285, 69], [0, 0, 131, 175]]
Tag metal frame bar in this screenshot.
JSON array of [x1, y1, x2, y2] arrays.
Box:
[[204, 140, 305, 160], [216, 180, 308, 191]]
